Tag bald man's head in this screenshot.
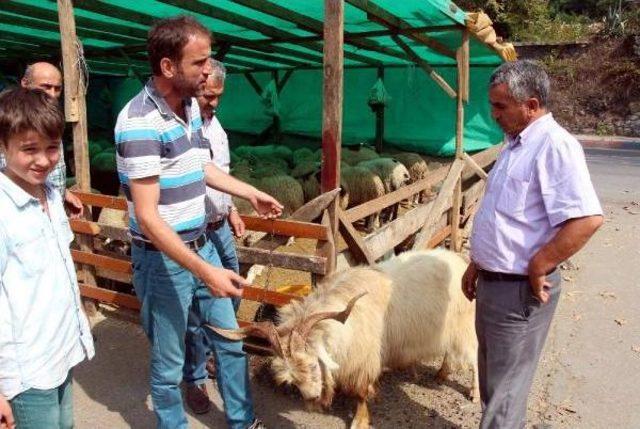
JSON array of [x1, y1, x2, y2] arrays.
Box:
[[22, 62, 63, 100]]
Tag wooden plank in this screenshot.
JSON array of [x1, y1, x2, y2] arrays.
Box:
[[96, 268, 132, 285], [464, 152, 489, 180], [244, 189, 341, 248], [337, 209, 376, 265], [72, 192, 128, 210], [79, 283, 141, 310], [412, 159, 465, 250], [236, 247, 326, 275], [427, 224, 452, 248], [365, 199, 439, 260], [391, 35, 457, 99], [71, 249, 132, 274], [450, 177, 463, 251], [240, 216, 329, 240], [242, 286, 300, 307], [96, 224, 131, 242], [346, 0, 456, 59], [70, 219, 101, 236], [58, 0, 96, 290], [451, 43, 466, 251]]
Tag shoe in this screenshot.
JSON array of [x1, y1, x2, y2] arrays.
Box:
[[185, 384, 211, 414], [247, 418, 267, 429]]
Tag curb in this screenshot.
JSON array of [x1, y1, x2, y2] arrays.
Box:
[[575, 135, 640, 151]]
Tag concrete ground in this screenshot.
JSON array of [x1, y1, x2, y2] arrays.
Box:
[[72, 147, 640, 428]]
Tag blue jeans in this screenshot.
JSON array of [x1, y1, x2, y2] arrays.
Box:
[[184, 220, 243, 391], [10, 370, 73, 429], [132, 239, 254, 429]]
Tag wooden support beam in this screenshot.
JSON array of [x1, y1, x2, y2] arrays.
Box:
[[337, 209, 376, 265], [451, 40, 468, 251], [374, 66, 385, 153], [461, 30, 470, 102], [230, 0, 410, 64], [244, 73, 263, 96], [214, 41, 232, 60], [240, 216, 329, 240], [277, 69, 295, 93], [345, 0, 456, 58], [464, 153, 489, 180], [1, 1, 148, 41], [412, 158, 465, 250], [71, 249, 132, 274], [391, 35, 456, 98], [0, 12, 142, 45], [58, 0, 96, 290], [315, 209, 337, 280], [236, 247, 326, 274], [321, 0, 345, 271], [230, 47, 308, 68]]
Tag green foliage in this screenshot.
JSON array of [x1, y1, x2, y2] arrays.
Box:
[[457, 0, 640, 41]]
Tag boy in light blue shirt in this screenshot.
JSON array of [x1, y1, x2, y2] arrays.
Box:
[[0, 87, 94, 429]]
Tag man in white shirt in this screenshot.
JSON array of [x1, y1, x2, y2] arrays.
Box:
[[183, 59, 248, 415]]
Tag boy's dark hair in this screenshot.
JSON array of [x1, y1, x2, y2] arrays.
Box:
[[147, 15, 211, 76], [0, 87, 64, 148]]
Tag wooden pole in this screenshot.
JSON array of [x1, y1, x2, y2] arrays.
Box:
[[450, 30, 470, 252], [374, 66, 385, 153], [57, 0, 96, 311], [321, 0, 344, 271], [272, 70, 281, 144]]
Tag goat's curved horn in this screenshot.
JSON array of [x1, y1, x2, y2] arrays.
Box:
[[206, 321, 286, 357], [297, 292, 367, 339]]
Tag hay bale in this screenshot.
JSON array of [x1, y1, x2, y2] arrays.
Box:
[[255, 174, 304, 217], [97, 207, 128, 228]]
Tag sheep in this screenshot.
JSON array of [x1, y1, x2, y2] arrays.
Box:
[[210, 248, 478, 429], [357, 158, 411, 223], [255, 174, 304, 217], [340, 166, 385, 232], [341, 145, 378, 165], [293, 147, 316, 165], [234, 144, 293, 165], [297, 168, 349, 210], [389, 152, 429, 203], [290, 160, 320, 179]]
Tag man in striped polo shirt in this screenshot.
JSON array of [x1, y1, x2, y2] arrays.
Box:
[[115, 16, 280, 429]]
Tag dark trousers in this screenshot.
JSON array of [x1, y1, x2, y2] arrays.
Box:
[[476, 271, 561, 429]]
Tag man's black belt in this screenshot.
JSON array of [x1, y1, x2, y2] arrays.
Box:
[[207, 216, 227, 232], [478, 268, 556, 282], [132, 234, 207, 253]]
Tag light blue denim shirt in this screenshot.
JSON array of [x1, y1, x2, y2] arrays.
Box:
[[0, 172, 94, 400]]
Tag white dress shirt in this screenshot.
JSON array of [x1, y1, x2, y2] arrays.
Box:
[[471, 113, 602, 274], [203, 115, 233, 223], [0, 172, 94, 399]]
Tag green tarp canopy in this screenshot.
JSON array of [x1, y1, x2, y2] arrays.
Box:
[[0, 0, 506, 156]]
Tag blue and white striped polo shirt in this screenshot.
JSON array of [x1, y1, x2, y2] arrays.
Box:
[[115, 79, 210, 242]]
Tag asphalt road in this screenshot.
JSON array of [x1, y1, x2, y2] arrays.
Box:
[[529, 146, 640, 428]]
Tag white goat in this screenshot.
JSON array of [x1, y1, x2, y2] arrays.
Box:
[[209, 249, 478, 429]]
